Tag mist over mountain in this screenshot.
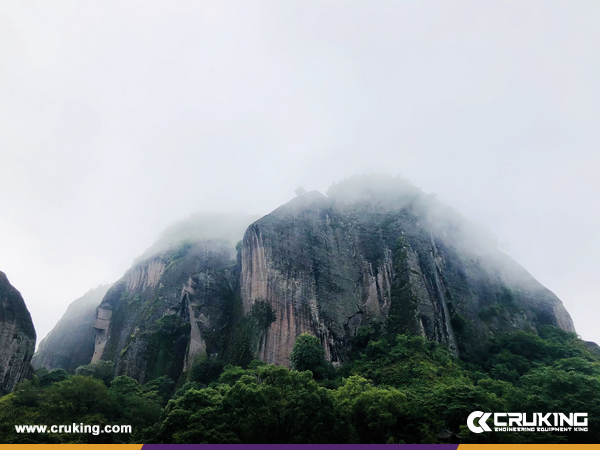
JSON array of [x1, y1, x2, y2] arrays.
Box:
[[0, 2, 597, 442], [36, 174, 573, 385], [134, 212, 260, 263], [1, 175, 595, 444], [240, 175, 574, 365], [32, 284, 111, 373]]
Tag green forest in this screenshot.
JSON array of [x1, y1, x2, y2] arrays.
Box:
[[1, 326, 598, 444]]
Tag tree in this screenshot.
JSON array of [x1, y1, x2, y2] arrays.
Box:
[[218, 365, 247, 386], [109, 376, 161, 437], [224, 364, 335, 443], [75, 361, 115, 386], [189, 355, 225, 385], [41, 376, 117, 423], [290, 333, 331, 379], [141, 376, 175, 406], [0, 381, 44, 443], [333, 376, 409, 444], [154, 386, 236, 444], [38, 369, 68, 387]]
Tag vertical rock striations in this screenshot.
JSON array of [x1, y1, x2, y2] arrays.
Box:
[[0, 271, 36, 393], [240, 178, 575, 365], [65, 176, 576, 383], [91, 240, 238, 383]]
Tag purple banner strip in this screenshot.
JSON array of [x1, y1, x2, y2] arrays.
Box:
[[142, 445, 460, 450]]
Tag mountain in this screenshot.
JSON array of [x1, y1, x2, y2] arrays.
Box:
[[0, 271, 36, 393], [84, 175, 574, 383], [87, 213, 258, 383], [134, 212, 261, 263], [241, 178, 574, 365], [32, 285, 111, 372], [91, 240, 239, 383], [30, 213, 258, 381]]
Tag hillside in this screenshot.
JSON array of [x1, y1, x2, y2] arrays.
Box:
[[32, 285, 111, 373], [86, 175, 575, 383], [0, 271, 36, 393]]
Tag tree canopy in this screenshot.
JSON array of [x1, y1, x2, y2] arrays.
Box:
[[1, 326, 598, 444]]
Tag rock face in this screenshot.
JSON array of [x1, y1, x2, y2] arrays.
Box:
[[32, 285, 111, 372], [240, 178, 575, 365], [86, 176, 576, 382], [0, 271, 36, 393], [92, 240, 240, 383]]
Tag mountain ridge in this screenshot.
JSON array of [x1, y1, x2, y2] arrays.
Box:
[[32, 284, 111, 373], [76, 176, 575, 384]]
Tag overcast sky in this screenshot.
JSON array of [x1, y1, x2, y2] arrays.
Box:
[[1, 1, 598, 346]]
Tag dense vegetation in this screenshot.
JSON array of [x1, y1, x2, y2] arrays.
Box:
[[1, 326, 598, 444]]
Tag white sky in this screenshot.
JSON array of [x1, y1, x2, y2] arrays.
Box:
[[0, 1, 598, 346]]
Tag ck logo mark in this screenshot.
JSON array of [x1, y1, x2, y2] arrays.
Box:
[[467, 411, 492, 433]]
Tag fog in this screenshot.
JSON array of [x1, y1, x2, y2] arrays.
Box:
[[134, 212, 260, 262], [0, 1, 598, 345]]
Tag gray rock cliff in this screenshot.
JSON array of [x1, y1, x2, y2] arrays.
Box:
[[32, 284, 111, 372], [0, 271, 36, 393], [240, 177, 575, 365], [92, 240, 239, 383], [80, 176, 577, 382]]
